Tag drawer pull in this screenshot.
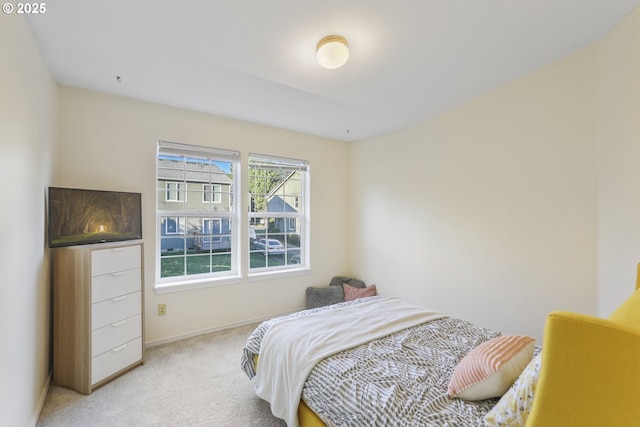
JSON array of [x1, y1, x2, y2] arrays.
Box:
[[110, 271, 126, 277], [111, 343, 128, 353], [111, 296, 127, 302], [111, 320, 127, 327], [110, 248, 126, 252]]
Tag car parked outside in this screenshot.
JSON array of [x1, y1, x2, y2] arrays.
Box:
[[254, 238, 285, 255]]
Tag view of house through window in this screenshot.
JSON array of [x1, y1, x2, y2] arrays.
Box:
[[156, 141, 239, 282], [156, 143, 309, 286], [249, 154, 308, 271]]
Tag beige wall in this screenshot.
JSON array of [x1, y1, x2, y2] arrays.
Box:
[[0, 14, 57, 427], [56, 87, 351, 344], [597, 7, 640, 316], [349, 46, 600, 341]]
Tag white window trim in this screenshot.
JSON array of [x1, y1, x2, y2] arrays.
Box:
[[155, 143, 311, 292], [248, 266, 311, 282], [156, 141, 241, 289], [155, 274, 244, 294], [247, 153, 310, 276]]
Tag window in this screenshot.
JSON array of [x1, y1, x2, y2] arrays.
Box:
[[203, 184, 222, 204], [164, 216, 182, 234], [156, 143, 309, 289], [249, 154, 309, 272], [166, 182, 185, 202], [157, 141, 240, 284]]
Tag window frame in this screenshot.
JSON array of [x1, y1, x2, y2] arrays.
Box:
[[155, 143, 311, 292], [247, 153, 310, 278], [156, 141, 241, 291]]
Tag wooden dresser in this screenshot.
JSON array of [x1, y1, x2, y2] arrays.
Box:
[[52, 241, 144, 394]]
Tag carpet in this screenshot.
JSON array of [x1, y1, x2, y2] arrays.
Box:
[[37, 323, 286, 427]]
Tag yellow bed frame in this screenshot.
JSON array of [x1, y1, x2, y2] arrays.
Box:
[[262, 264, 640, 427], [298, 400, 325, 427]]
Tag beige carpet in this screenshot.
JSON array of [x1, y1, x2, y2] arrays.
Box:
[[37, 323, 286, 427]]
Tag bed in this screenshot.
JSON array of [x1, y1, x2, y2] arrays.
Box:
[[241, 294, 537, 426], [242, 270, 640, 427]]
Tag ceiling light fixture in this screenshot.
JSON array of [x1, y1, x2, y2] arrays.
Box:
[[316, 35, 349, 69]]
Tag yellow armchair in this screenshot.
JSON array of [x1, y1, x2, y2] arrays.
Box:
[[526, 274, 640, 427]]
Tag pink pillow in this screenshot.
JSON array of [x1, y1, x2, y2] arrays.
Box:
[[343, 283, 377, 301], [448, 335, 536, 401]]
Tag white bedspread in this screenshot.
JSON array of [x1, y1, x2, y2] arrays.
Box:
[[254, 296, 447, 427]]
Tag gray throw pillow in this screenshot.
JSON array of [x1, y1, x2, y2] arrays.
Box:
[[329, 276, 366, 289], [306, 286, 344, 309]]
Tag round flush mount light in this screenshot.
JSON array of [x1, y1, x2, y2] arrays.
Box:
[[316, 35, 349, 69]]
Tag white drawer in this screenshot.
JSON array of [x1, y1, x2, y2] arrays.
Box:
[[92, 313, 142, 357], [92, 291, 141, 331], [92, 336, 142, 385], [92, 268, 141, 303], [91, 245, 141, 277]]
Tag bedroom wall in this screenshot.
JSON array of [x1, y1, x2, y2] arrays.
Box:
[[56, 87, 351, 344], [348, 46, 599, 341], [596, 7, 640, 317], [0, 13, 58, 427]]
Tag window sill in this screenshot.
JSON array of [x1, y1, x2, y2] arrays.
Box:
[[248, 267, 311, 282], [154, 267, 312, 293], [154, 274, 243, 294]]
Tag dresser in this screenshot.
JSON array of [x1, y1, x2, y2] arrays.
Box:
[[52, 241, 144, 394]]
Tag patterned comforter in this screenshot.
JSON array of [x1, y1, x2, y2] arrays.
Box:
[[241, 296, 503, 426]]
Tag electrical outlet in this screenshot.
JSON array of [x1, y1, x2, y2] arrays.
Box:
[[158, 303, 167, 316]]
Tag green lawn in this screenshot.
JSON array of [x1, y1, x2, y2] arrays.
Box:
[[160, 251, 290, 278]]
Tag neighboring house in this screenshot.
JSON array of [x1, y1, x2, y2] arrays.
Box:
[[266, 171, 302, 235], [248, 170, 302, 262], [157, 158, 232, 252]]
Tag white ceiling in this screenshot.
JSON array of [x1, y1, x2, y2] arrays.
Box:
[[25, 0, 640, 141]]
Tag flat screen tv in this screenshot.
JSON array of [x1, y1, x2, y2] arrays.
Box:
[[48, 187, 142, 248]]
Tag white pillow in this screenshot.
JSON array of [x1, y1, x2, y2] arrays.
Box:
[[484, 352, 542, 426], [448, 335, 536, 401]]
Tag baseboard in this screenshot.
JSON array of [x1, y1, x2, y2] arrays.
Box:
[[31, 372, 51, 427], [144, 308, 303, 348]]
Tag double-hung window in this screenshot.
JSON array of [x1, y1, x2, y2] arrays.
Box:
[[156, 141, 239, 285], [249, 154, 309, 272]]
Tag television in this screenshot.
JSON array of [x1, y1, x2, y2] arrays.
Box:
[[48, 187, 142, 248]]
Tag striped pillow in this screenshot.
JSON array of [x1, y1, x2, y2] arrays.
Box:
[[448, 335, 535, 401]]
